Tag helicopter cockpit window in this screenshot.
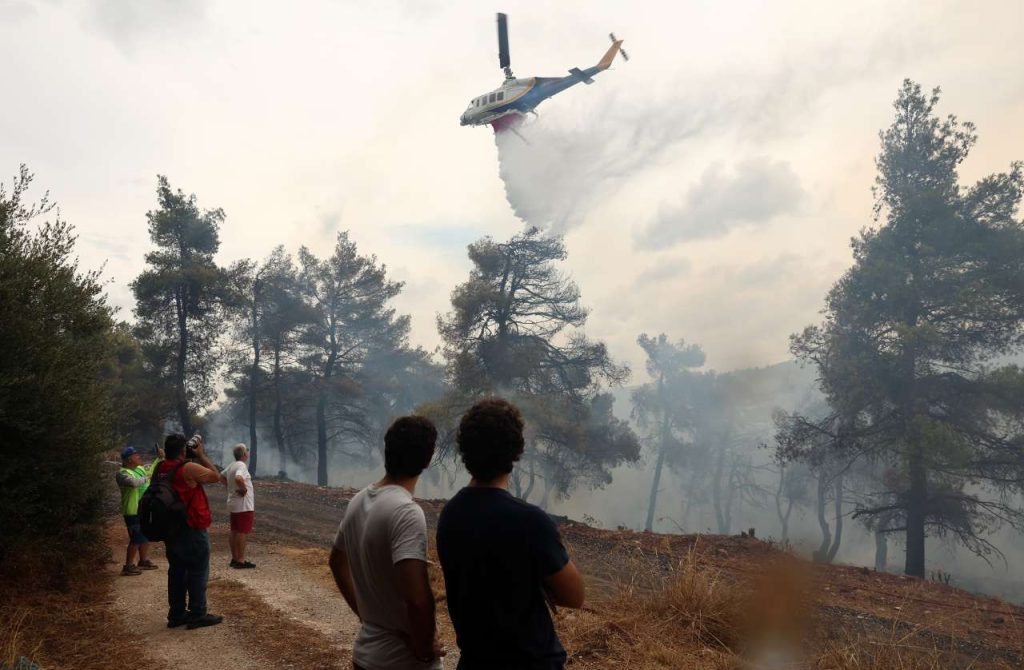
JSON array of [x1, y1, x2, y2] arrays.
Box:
[[489, 93, 496, 103]]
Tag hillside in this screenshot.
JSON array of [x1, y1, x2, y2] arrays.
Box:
[[7, 478, 1022, 669]]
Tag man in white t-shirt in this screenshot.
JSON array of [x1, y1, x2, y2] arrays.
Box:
[[222, 443, 255, 569], [330, 416, 445, 670]]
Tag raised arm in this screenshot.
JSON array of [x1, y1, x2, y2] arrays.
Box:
[[183, 438, 224, 485], [115, 469, 147, 488]]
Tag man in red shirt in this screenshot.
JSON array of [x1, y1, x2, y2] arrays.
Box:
[[155, 433, 225, 629]]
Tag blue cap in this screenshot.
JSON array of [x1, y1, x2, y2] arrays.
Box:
[[121, 446, 138, 460]]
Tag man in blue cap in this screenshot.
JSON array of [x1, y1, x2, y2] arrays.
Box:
[[116, 445, 163, 576]]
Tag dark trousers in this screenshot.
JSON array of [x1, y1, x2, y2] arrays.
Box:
[[165, 526, 210, 621]]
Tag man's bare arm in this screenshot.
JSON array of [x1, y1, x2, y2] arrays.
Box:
[[543, 560, 585, 609], [394, 558, 438, 662], [328, 546, 360, 618], [183, 439, 224, 485]]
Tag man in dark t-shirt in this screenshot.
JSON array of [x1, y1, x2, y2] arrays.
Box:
[[437, 398, 585, 670]]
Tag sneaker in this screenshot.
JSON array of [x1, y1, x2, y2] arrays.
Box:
[[167, 618, 188, 629], [240, 560, 256, 569], [138, 559, 158, 570], [229, 559, 244, 569], [186, 613, 224, 630], [121, 564, 142, 576]]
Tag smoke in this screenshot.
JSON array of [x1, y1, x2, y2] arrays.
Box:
[[635, 158, 804, 248], [493, 96, 716, 233], [492, 35, 912, 235]]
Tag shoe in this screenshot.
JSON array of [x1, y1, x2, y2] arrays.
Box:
[[167, 618, 188, 628], [241, 560, 256, 569], [186, 613, 224, 630], [229, 559, 244, 569], [138, 559, 158, 570], [121, 564, 142, 576]]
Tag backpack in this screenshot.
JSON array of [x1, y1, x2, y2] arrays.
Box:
[[139, 462, 188, 541]]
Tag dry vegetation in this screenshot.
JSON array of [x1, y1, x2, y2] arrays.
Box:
[[552, 541, 1020, 669], [206, 578, 348, 669], [7, 479, 1020, 669], [0, 537, 159, 670]]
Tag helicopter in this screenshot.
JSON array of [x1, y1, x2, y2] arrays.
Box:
[[460, 13, 628, 134]]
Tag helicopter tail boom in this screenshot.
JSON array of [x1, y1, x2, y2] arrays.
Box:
[[596, 39, 624, 70]]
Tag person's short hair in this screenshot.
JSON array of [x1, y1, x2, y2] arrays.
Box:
[[233, 443, 248, 461], [384, 416, 438, 478], [457, 398, 525, 483], [164, 433, 187, 460]]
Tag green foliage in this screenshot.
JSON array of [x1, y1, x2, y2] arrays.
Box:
[[0, 166, 115, 566], [436, 227, 638, 504], [101, 322, 172, 449], [298, 232, 414, 484], [131, 176, 228, 434], [791, 80, 1024, 574]]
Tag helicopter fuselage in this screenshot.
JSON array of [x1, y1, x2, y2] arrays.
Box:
[[460, 71, 594, 128], [460, 37, 621, 132]]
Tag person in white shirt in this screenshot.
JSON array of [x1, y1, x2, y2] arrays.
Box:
[[222, 443, 255, 569], [329, 416, 445, 670]]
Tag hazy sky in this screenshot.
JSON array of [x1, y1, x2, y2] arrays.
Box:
[[3, 0, 1023, 376]]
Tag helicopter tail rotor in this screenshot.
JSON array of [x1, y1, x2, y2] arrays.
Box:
[[609, 32, 629, 61]]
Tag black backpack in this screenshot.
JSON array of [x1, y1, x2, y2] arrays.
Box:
[[139, 462, 188, 541]]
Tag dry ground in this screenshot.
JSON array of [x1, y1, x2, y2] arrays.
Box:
[[6, 477, 1023, 669]]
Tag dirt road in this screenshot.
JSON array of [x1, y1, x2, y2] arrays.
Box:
[[107, 492, 365, 670]]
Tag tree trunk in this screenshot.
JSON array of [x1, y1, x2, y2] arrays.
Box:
[[874, 529, 889, 572], [644, 432, 668, 532], [905, 449, 927, 577], [813, 469, 831, 563], [316, 390, 328, 486], [174, 290, 192, 435], [522, 450, 537, 501], [316, 324, 338, 488], [827, 473, 843, 562], [273, 342, 287, 474], [539, 467, 554, 510], [713, 449, 728, 534], [248, 301, 260, 476], [775, 466, 792, 543], [679, 468, 699, 530]]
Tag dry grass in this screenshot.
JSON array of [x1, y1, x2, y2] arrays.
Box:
[[1, 609, 40, 669], [561, 547, 748, 669], [207, 577, 348, 669], [554, 545, 996, 670], [0, 537, 162, 670]]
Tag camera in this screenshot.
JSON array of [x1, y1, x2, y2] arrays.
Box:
[[185, 432, 201, 459]]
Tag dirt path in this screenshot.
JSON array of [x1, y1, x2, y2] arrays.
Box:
[[106, 522, 361, 669]]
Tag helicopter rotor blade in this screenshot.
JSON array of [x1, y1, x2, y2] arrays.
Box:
[[609, 32, 628, 62], [497, 13, 511, 72]]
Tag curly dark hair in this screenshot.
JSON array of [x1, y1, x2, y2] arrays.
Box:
[[457, 398, 525, 483], [384, 416, 438, 478]]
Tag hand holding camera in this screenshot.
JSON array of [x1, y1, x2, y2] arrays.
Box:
[[185, 433, 204, 459]]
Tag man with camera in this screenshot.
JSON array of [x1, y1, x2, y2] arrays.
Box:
[[154, 432, 225, 630]]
